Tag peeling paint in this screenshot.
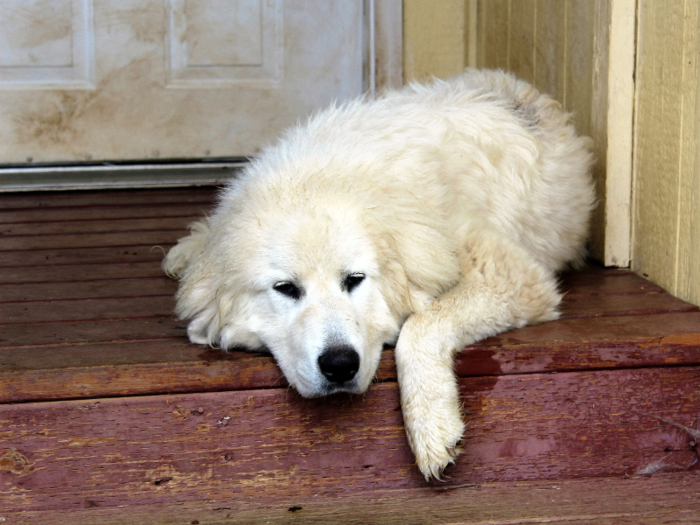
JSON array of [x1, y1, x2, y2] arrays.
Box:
[[0, 449, 32, 477]]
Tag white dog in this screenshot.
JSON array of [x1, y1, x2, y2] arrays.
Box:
[[163, 69, 595, 480]]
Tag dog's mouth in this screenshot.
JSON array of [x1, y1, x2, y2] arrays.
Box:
[[293, 378, 364, 398], [320, 379, 362, 396]]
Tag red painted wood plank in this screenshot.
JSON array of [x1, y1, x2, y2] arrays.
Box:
[[0, 318, 184, 349], [2, 312, 699, 403], [0, 230, 185, 251], [0, 245, 169, 267], [457, 312, 700, 375], [0, 339, 236, 370], [560, 269, 665, 295], [5, 473, 700, 525], [560, 291, 697, 318], [0, 187, 218, 210], [0, 262, 167, 284], [0, 216, 198, 236], [0, 203, 212, 224], [0, 276, 177, 302], [0, 295, 175, 324], [0, 344, 280, 403], [0, 367, 698, 512], [3, 276, 687, 314]]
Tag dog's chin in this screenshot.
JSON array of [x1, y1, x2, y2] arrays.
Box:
[[294, 379, 367, 398]]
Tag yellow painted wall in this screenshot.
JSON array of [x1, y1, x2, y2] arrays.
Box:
[[633, 0, 700, 306], [403, 0, 612, 264], [402, 0, 470, 82], [403, 1, 700, 307], [475, 0, 609, 263]]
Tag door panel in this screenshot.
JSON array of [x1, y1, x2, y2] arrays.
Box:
[[0, 0, 364, 164]]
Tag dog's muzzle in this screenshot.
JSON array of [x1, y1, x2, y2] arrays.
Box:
[[317, 345, 360, 384]]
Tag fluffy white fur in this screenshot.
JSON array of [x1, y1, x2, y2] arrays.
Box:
[[163, 69, 595, 480]]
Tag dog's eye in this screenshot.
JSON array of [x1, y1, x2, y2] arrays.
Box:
[[343, 273, 365, 293], [273, 281, 302, 300]]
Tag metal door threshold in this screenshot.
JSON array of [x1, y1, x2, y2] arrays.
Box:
[[0, 160, 247, 192]]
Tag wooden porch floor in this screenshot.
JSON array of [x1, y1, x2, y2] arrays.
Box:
[[1, 187, 699, 524]]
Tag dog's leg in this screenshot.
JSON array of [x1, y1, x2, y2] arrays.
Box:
[[162, 219, 211, 279], [395, 233, 562, 480]]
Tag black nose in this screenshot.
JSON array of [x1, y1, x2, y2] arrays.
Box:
[[318, 345, 360, 383]]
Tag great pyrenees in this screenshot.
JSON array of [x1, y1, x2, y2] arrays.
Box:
[[163, 69, 595, 480]]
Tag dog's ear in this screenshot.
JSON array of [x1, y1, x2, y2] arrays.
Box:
[[174, 252, 223, 346], [172, 241, 264, 350]]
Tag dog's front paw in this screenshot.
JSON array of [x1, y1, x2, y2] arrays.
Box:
[[395, 323, 465, 480], [402, 391, 465, 480]]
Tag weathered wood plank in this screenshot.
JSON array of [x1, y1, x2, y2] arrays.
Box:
[[560, 268, 665, 294], [0, 318, 184, 349], [0, 345, 281, 403], [2, 312, 699, 403], [471, 310, 700, 348], [0, 203, 212, 225], [0, 245, 168, 267], [0, 276, 177, 302], [560, 291, 697, 319], [0, 367, 698, 513], [0, 295, 174, 323], [632, 0, 689, 295], [0, 187, 218, 210], [6, 473, 700, 525], [0, 339, 202, 369], [674, 1, 700, 307], [565, 0, 595, 138], [3, 275, 688, 314], [534, 0, 567, 103], [402, 0, 469, 82], [0, 230, 184, 251], [0, 216, 197, 236], [478, 0, 509, 70], [0, 262, 167, 284], [509, 0, 537, 85]]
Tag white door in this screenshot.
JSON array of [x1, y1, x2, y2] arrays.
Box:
[[0, 0, 401, 188]]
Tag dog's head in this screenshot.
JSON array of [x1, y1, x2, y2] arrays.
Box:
[[174, 189, 409, 398]]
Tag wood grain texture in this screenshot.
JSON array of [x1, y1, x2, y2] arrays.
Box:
[[1, 368, 699, 513], [2, 310, 700, 403], [0, 188, 698, 408], [587, 0, 611, 264], [0, 187, 218, 209], [1, 216, 198, 236], [0, 276, 176, 302], [402, 0, 468, 82], [1, 188, 700, 521], [509, 0, 536, 85], [603, 0, 635, 267], [633, 0, 700, 304], [0, 295, 175, 323], [534, 0, 566, 104], [0, 261, 170, 284], [674, 0, 700, 307], [472, 0, 633, 266], [0, 230, 186, 251], [478, 0, 509, 71], [0, 244, 170, 267], [374, 0, 404, 91], [565, 0, 594, 138], [0, 203, 212, 224], [2, 248, 699, 403], [4, 473, 700, 524]]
